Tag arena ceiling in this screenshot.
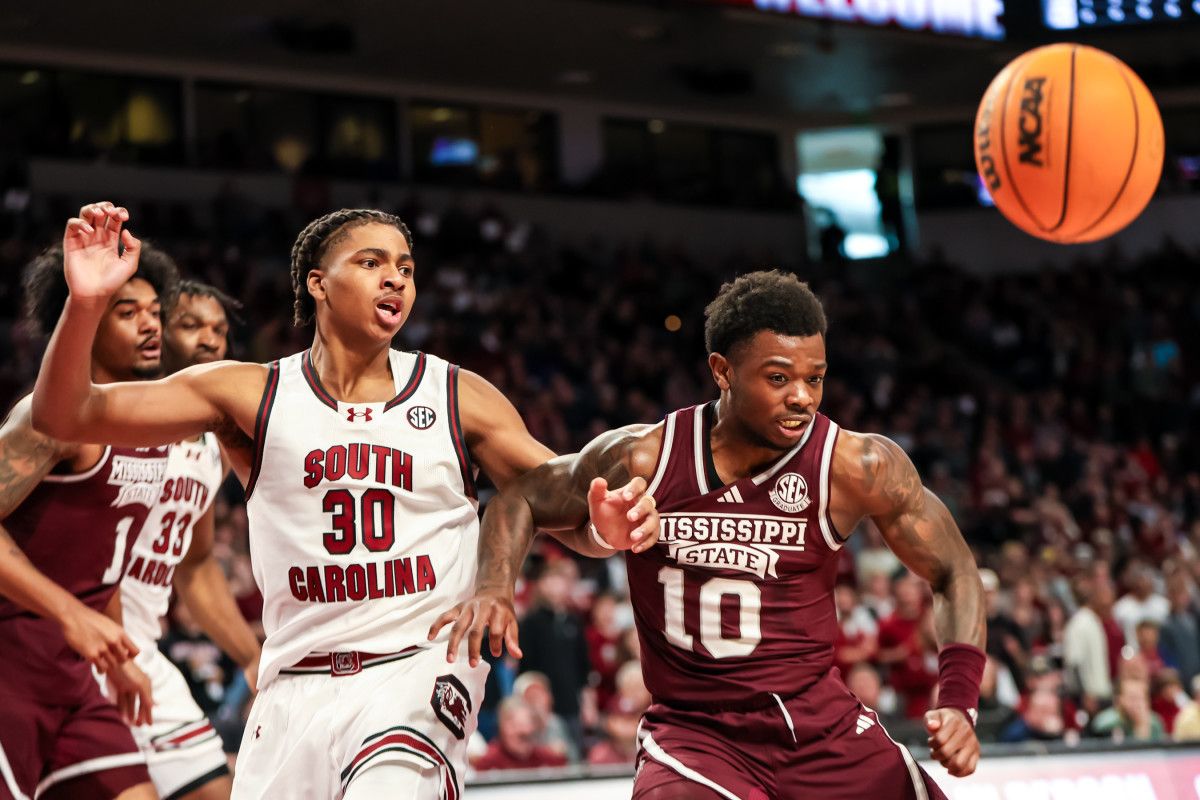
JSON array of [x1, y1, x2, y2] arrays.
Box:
[[1, 0, 1197, 123]]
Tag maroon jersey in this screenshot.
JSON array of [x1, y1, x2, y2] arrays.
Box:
[[627, 402, 844, 708], [0, 445, 170, 621]]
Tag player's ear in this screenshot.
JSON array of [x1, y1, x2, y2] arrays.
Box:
[[306, 269, 326, 305], [708, 352, 732, 392]]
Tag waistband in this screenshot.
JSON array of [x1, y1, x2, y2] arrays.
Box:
[[279, 645, 425, 677]]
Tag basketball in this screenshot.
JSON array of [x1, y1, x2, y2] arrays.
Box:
[[974, 43, 1164, 244]]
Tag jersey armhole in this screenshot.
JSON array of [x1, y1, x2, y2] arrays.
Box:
[[243, 361, 281, 502], [446, 364, 477, 500], [817, 422, 845, 549]]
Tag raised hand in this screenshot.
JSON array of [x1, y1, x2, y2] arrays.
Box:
[[587, 476, 659, 554], [62, 201, 142, 303]]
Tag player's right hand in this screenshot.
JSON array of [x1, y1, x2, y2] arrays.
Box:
[[427, 591, 522, 668], [60, 605, 139, 675], [107, 659, 154, 726], [63, 201, 142, 303]]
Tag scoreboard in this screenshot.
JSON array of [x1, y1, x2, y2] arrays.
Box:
[[1044, 0, 1200, 28]]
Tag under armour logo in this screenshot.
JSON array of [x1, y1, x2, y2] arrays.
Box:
[[255, 726, 262, 739], [346, 408, 373, 422]]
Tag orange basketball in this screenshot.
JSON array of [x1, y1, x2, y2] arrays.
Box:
[[974, 43, 1163, 244]]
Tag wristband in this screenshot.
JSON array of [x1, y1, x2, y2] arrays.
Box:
[[589, 523, 616, 550], [935, 643, 986, 727]]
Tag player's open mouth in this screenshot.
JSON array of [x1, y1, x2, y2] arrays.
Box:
[[138, 340, 161, 360], [777, 417, 809, 436], [375, 300, 403, 326]]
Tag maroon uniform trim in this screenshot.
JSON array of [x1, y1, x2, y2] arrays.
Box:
[[383, 352, 427, 412], [301, 350, 338, 410], [445, 365, 476, 500], [244, 361, 281, 502], [341, 726, 458, 800]]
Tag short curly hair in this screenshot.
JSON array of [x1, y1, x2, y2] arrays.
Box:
[[289, 209, 413, 326], [703, 270, 827, 356], [173, 279, 243, 326], [22, 242, 181, 336]]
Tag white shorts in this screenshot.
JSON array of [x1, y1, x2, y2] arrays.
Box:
[[125, 648, 229, 799], [232, 646, 487, 800]]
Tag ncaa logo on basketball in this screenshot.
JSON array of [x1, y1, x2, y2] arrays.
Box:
[[407, 406, 436, 430], [769, 473, 811, 514], [1018, 76, 1047, 167]]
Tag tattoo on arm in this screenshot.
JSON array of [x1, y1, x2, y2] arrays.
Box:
[[864, 434, 986, 650]]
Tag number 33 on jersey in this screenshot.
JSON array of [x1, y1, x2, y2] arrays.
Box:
[[246, 350, 479, 688]]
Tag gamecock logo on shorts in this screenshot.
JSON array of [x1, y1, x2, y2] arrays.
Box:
[[768, 472, 811, 514], [431, 674, 472, 740], [407, 405, 436, 430]]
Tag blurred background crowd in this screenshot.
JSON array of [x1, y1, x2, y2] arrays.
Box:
[[2, 190, 1199, 774]]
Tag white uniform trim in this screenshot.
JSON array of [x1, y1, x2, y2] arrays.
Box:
[[41, 446, 111, 483], [641, 734, 742, 800], [750, 422, 816, 486], [817, 421, 842, 551], [692, 406, 708, 494], [645, 413, 677, 497], [771, 693, 798, 744], [0, 740, 31, 800], [866, 707, 929, 800], [35, 752, 147, 796]]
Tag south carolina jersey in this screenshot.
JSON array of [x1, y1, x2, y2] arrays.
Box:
[[627, 402, 843, 708], [245, 349, 478, 688], [121, 434, 224, 649], [0, 445, 170, 622]]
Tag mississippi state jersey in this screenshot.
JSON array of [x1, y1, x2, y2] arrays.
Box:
[[627, 402, 843, 707], [0, 445, 170, 621], [246, 349, 479, 687], [121, 434, 224, 648]]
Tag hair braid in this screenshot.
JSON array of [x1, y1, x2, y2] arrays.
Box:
[[290, 208, 413, 326]]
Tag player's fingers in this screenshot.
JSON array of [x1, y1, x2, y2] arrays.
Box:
[[929, 718, 966, 750], [444, 606, 475, 663], [487, 608, 507, 658], [504, 619, 523, 660], [587, 477, 608, 507], [466, 613, 488, 668], [631, 518, 659, 552], [121, 228, 141, 259], [427, 607, 461, 641], [923, 711, 942, 734], [140, 687, 154, 725], [614, 475, 647, 501], [65, 218, 95, 238]]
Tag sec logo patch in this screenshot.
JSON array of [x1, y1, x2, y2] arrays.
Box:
[[407, 406, 436, 430]]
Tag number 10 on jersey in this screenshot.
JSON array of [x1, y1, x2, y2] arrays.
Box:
[[657, 566, 763, 659]]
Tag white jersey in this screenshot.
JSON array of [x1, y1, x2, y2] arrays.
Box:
[[246, 349, 480, 688], [121, 434, 224, 649]]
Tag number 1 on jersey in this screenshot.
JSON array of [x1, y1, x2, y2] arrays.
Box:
[[657, 566, 763, 659]]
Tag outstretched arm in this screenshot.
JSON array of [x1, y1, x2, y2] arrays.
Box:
[[31, 202, 261, 448], [428, 424, 659, 664], [838, 431, 985, 778]]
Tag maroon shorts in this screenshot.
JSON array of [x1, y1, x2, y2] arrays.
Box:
[[634, 671, 948, 800], [0, 617, 149, 800]]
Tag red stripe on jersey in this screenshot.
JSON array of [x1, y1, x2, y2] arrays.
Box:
[[159, 722, 215, 749], [344, 732, 457, 800], [445, 365, 476, 500], [384, 352, 427, 411], [244, 361, 281, 501]]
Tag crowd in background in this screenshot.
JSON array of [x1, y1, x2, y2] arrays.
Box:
[[1, 191, 1199, 774]]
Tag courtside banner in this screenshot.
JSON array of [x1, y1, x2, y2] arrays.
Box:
[[469, 749, 1200, 799]]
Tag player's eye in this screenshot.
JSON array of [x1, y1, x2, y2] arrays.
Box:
[[400, 266, 414, 277], [769, 373, 788, 384], [363, 258, 379, 269], [809, 375, 825, 385]]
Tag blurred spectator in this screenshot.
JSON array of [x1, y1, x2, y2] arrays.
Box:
[[1159, 572, 1200, 686], [587, 660, 651, 766], [1134, 620, 1166, 679], [1064, 573, 1117, 711], [471, 697, 569, 772], [833, 583, 878, 675], [1113, 561, 1170, 645], [982, 568, 1029, 690], [1000, 689, 1066, 743], [517, 561, 592, 747], [877, 574, 939, 719], [1173, 676, 1200, 742], [1150, 668, 1189, 734], [584, 592, 625, 711], [513, 671, 578, 762], [1091, 678, 1166, 743]]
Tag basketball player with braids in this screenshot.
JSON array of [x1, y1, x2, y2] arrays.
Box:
[[0, 244, 178, 800], [115, 276, 260, 800], [436, 271, 987, 799], [32, 202, 659, 799]]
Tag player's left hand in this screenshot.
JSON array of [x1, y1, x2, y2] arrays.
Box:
[[587, 476, 659, 554], [107, 660, 154, 727], [428, 590, 522, 668], [924, 708, 979, 778]]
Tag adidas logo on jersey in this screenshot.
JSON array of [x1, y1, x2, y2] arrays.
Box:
[[716, 486, 744, 503], [855, 714, 876, 735]]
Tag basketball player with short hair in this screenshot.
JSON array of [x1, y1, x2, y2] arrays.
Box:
[[32, 202, 658, 799], [116, 277, 261, 800], [0, 243, 179, 800], [438, 271, 986, 799]]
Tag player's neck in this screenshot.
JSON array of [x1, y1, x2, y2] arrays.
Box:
[[709, 398, 790, 482], [308, 331, 394, 402]]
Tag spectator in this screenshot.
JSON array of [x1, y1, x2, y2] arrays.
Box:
[[513, 671, 578, 762], [1173, 675, 1200, 742], [982, 568, 1029, 690], [471, 697, 569, 772], [584, 592, 625, 711], [1064, 573, 1117, 712], [1134, 620, 1166, 679], [1091, 678, 1166, 743], [587, 660, 651, 766], [877, 574, 939, 719], [1150, 668, 1189, 734], [833, 583, 878, 675], [1159, 572, 1200, 686], [999, 689, 1066, 743], [1113, 561, 1170, 645]]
